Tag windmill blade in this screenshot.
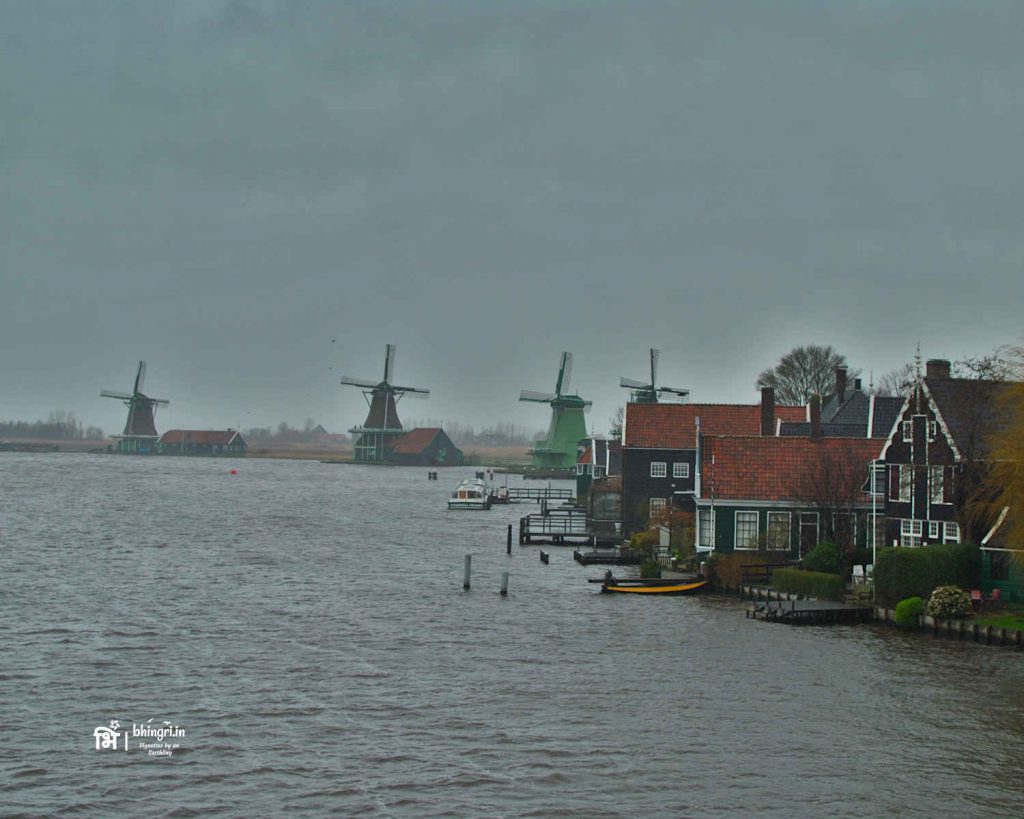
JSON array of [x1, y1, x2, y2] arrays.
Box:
[[340, 376, 379, 389], [657, 387, 690, 398], [100, 390, 133, 400], [149, 398, 171, 406], [134, 361, 147, 394], [555, 352, 573, 395], [650, 348, 660, 385], [620, 377, 648, 389], [384, 344, 397, 384], [520, 389, 555, 403], [393, 385, 430, 397]]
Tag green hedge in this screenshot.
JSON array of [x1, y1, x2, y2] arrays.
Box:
[[773, 568, 844, 601], [873, 543, 981, 606], [894, 596, 924, 626], [803, 542, 841, 574]]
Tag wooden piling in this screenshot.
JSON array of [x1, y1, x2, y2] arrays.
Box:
[[507, 524, 512, 555], [463, 554, 471, 590], [500, 571, 509, 596], [540, 550, 549, 564]]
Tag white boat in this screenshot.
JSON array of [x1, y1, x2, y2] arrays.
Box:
[[448, 478, 492, 510]]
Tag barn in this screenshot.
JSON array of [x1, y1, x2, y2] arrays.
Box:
[[159, 429, 247, 456], [386, 427, 462, 466]]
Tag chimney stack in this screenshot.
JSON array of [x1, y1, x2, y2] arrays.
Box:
[[810, 393, 821, 439], [760, 386, 775, 436], [926, 359, 951, 380], [835, 366, 848, 404], [854, 377, 862, 392]]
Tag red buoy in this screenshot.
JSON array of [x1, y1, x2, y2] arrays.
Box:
[[230, 469, 237, 475]]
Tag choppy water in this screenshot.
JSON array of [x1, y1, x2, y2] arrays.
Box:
[[1, 453, 1023, 817]]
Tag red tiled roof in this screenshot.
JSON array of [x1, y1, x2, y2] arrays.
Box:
[[578, 446, 593, 465], [701, 436, 883, 502], [389, 427, 441, 454], [624, 403, 805, 448], [161, 430, 242, 446]]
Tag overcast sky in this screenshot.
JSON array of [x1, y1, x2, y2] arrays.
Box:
[[3, 1, 1022, 436]]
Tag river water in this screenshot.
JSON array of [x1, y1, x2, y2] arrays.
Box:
[[1, 453, 1022, 817]]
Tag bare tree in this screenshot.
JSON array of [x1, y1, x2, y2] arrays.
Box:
[[876, 362, 916, 397], [609, 406, 624, 440], [756, 345, 859, 405]]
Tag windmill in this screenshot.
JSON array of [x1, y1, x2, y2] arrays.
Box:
[[619, 348, 689, 404], [341, 344, 429, 462], [519, 351, 591, 470], [100, 361, 170, 454]]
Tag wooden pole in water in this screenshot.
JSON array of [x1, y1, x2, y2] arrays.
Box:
[[507, 524, 512, 555], [463, 554, 472, 590], [500, 571, 509, 596]]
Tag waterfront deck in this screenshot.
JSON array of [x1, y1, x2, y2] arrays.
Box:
[[504, 487, 574, 503], [747, 599, 873, 625], [573, 549, 644, 566], [519, 509, 590, 545]]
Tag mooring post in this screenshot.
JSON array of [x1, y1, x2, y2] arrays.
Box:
[[540, 550, 549, 564], [463, 554, 472, 590], [500, 571, 509, 596], [507, 524, 512, 555]]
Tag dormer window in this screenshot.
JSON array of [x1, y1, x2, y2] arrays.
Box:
[[902, 421, 913, 442]]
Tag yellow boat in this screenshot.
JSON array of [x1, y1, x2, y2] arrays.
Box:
[[602, 579, 709, 596]]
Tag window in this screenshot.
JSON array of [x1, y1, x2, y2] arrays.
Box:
[[593, 465, 605, 479], [735, 511, 759, 550], [869, 463, 887, 497], [576, 463, 585, 475], [672, 462, 689, 479], [928, 520, 940, 539], [944, 522, 960, 544], [650, 461, 667, 478], [929, 466, 944, 505], [894, 465, 911, 501], [928, 420, 937, 441], [698, 509, 714, 549], [901, 519, 923, 547], [766, 512, 791, 551], [649, 497, 666, 518], [902, 421, 913, 442], [833, 512, 856, 546], [800, 512, 819, 553]]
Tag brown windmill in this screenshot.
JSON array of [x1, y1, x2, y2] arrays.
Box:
[[100, 361, 170, 454], [341, 344, 429, 462]]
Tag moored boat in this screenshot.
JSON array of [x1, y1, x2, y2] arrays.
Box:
[[601, 578, 709, 595], [448, 478, 492, 510]]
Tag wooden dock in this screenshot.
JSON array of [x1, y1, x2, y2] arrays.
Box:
[[504, 487, 574, 504], [573, 549, 643, 566], [747, 599, 873, 625], [519, 509, 590, 545]]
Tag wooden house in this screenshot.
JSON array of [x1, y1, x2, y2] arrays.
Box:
[[694, 435, 882, 557], [620, 389, 804, 534], [879, 359, 1012, 547], [386, 427, 463, 466], [159, 429, 247, 455]]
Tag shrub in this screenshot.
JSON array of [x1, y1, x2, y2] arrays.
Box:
[[640, 559, 662, 579], [927, 585, 971, 619], [630, 529, 660, 550], [803, 542, 840, 574], [894, 596, 925, 626], [705, 553, 776, 586], [874, 544, 981, 605], [773, 568, 844, 601]]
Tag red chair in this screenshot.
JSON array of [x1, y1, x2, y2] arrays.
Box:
[[989, 588, 1001, 609], [970, 589, 983, 611]]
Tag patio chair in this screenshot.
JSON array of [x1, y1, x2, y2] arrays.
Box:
[[852, 565, 865, 585], [970, 589, 983, 611], [989, 588, 1001, 609], [865, 564, 874, 581]]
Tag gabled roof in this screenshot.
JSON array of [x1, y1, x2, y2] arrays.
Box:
[[778, 394, 904, 439], [923, 377, 1011, 460], [388, 427, 442, 454], [700, 435, 882, 503], [577, 438, 622, 475], [624, 403, 804, 449], [161, 430, 242, 446]]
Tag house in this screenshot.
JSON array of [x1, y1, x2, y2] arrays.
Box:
[[576, 436, 623, 541], [879, 358, 1012, 547], [620, 389, 805, 534], [385, 427, 463, 466], [779, 367, 904, 439], [159, 429, 247, 455], [575, 436, 621, 499], [980, 509, 1024, 603], [694, 435, 883, 557]]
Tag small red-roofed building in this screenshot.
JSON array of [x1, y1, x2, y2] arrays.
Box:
[[385, 427, 463, 466], [159, 429, 247, 455]]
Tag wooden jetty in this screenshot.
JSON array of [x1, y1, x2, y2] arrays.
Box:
[[573, 549, 643, 566], [518, 508, 590, 545], [504, 486, 574, 504], [747, 599, 873, 625]]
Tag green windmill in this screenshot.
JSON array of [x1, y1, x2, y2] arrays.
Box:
[[519, 351, 591, 470], [619, 348, 689, 404]]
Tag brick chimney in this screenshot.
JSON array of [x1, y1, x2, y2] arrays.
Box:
[[810, 393, 821, 439], [760, 387, 775, 436], [926, 359, 951, 380], [835, 366, 847, 404], [853, 377, 862, 392]]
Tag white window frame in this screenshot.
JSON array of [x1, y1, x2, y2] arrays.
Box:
[[928, 520, 940, 539], [672, 462, 689, 479], [649, 497, 666, 518], [901, 519, 923, 547], [944, 522, 961, 544], [735, 511, 759, 551], [870, 463, 887, 497], [929, 466, 944, 505], [898, 465, 911, 502], [698, 509, 714, 549], [650, 461, 667, 478], [766, 512, 791, 551], [928, 420, 937, 441], [902, 420, 913, 442], [593, 465, 605, 479]]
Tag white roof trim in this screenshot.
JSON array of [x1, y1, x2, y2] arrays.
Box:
[[919, 380, 963, 462], [981, 506, 1010, 545]]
